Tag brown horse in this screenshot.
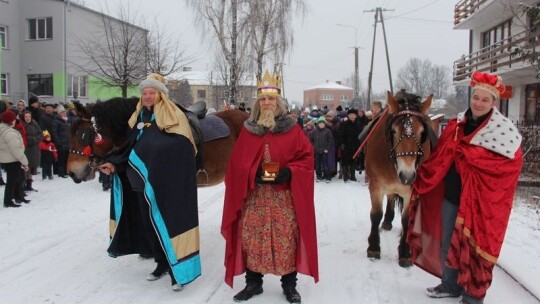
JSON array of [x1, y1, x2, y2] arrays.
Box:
[[67, 97, 248, 186], [365, 90, 433, 267]]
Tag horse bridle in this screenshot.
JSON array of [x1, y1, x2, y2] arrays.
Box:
[[386, 109, 428, 164], [69, 117, 105, 169]]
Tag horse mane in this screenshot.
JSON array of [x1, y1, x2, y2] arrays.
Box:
[[92, 97, 139, 140], [394, 89, 422, 112]]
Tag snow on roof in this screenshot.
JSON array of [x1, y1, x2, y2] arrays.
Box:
[[429, 113, 445, 120], [305, 81, 353, 91]]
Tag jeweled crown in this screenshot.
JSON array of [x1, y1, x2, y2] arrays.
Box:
[[257, 70, 281, 98]]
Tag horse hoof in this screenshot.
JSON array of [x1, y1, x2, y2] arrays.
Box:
[[398, 258, 412, 268], [381, 222, 393, 231], [367, 251, 381, 260]]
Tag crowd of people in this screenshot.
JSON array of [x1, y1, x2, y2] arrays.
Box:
[[294, 102, 382, 185], [0, 70, 523, 304], [0, 97, 81, 208]]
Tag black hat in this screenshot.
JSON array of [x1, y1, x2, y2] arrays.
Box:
[[347, 108, 358, 115], [336, 105, 343, 112], [29, 96, 39, 105]]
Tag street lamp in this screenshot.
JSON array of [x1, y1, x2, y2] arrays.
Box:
[[336, 23, 360, 105]]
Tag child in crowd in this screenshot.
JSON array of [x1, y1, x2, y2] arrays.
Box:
[[39, 130, 57, 180]]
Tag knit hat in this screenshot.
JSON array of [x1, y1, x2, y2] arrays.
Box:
[[1, 110, 17, 124], [56, 105, 67, 115], [326, 110, 336, 117], [43, 130, 51, 141], [470, 71, 505, 99], [139, 73, 169, 95], [317, 116, 327, 123], [66, 101, 75, 110]]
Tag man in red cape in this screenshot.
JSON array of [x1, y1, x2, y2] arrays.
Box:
[[407, 71, 523, 304], [221, 71, 318, 304]]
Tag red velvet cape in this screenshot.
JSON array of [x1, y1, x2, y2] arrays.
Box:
[[407, 114, 523, 298], [221, 124, 318, 287]]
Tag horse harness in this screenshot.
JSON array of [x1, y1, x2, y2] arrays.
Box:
[[69, 117, 108, 169], [386, 109, 429, 166]]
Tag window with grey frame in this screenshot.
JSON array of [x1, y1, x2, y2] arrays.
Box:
[[0, 25, 6, 48], [1, 73, 8, 95], [28, 17, 53, 40], [28, 74, 53, 96], [68, 75, 88, 98]]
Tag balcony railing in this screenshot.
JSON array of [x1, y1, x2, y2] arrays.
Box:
[[454, 0, 487, 26], [453, 26, 540, 81]]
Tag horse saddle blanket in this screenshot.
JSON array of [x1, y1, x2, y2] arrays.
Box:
[[200, 114, 230, 142]]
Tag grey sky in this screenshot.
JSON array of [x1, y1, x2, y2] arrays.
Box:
[[90, 0, 469, 103]]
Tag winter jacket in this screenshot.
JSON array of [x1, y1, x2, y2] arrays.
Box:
[[51, 116, 70, 151], [24, 119, 43, 169], [0, 123, 29, 165], [309, 126, 334, 154], [39, 141, 58, 160]]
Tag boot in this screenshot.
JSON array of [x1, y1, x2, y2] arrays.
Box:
[[146, 262, 169, 281], [26, 179, 38, 192], [4, 200, 21, 208], [233, 269, 263, 302], [233, 283, 263, 302], [281, 272, 301, 304]]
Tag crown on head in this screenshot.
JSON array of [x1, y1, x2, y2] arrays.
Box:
[[470, 71, 505, 99], [257, 70, 281, 98]]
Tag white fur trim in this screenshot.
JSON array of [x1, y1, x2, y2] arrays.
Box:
[[139, 78, 169, 95], [469, 108, 522, 159]]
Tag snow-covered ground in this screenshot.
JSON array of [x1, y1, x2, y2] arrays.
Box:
[[1, 175, 539, 304]]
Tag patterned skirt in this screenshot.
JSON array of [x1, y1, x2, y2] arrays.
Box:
[[241, 184, 298, 275]]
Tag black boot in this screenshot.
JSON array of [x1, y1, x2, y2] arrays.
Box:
[[4, 200, 21, 208], [26, 179, 37, 192], [146, 262, 169, 281], [281, 272, 301, 304], [233, 269, 263, 302]]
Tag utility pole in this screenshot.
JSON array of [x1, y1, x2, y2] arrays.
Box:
[[364, 7, 394, 110], [336, 23, 362, 106], [274, 63, 285, 99]]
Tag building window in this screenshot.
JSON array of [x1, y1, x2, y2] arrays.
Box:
[[28, 74, 53, 96], [340, 95, 349, 101], [28, 17, 53, 40], [525, 83, 540, 123], [68, 75, 88, 98], [197, 89, 206, 99], [0, 26, 6, 48], [1, 73, 8, 95], [320, 94, 333, 101]]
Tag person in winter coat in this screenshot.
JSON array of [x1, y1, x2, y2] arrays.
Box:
[[39, 130, 57, 180], [338, 108, 366, 182], [0, 110, 30, 207], [98, 73, 200, 292], [408, 71, 523, 304], [51, 105, 70, 178], [22, 111, 43, 191], [309, 116, 334, 183], [222, 71, 318, 304]]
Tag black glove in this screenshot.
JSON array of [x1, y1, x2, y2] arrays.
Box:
[[273, 167, 291, 184], [255, 167, 266, 184]]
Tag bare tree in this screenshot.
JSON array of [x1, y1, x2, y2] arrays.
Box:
[[72, 3, 148, 97], [247, 0, 306, 80], [146, 22, 196, 77], [185, 0, 306, 103], [395, 58, 451, 98]]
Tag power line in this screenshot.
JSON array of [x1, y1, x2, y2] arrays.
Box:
[[392, 0, 443, 18], [386, 16, 453, 24]]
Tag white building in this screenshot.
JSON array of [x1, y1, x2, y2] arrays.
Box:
[[453, 0, 540, 123]]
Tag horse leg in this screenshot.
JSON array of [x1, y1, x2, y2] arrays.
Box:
[[367, 190, 384, 260], [381, 194, 396, 231], [398, 195, 412, 267]]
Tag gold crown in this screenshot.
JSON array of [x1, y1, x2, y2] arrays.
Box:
[[257, 70, 281, 98]]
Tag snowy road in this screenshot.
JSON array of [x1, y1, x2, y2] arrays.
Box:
[[0, 177, 538, 303]]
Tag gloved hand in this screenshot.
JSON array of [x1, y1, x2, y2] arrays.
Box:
[[273, 167, 291, 184]]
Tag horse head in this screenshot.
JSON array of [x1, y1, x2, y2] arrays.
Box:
[[67, 102, 115, 183], [386, 90, 433, 185]]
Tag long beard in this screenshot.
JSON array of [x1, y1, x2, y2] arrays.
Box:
[[257, 109, 276, 129]]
